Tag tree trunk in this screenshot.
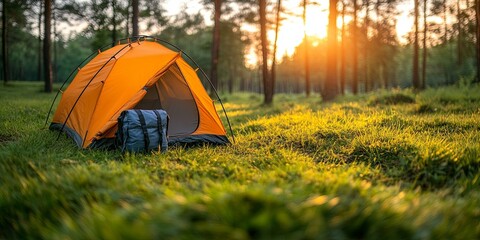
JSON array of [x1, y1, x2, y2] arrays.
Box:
[[228, 61, 235, 94], [476, 0, 480, 82], [112, 0, 117, 45], [456, 0, 463, 66], [323, 0, 338, 101], [340, 0, 346, 95], [413, 0, 420, 90], [364, 0, 370, 92], [443, 0, 448, 44], [53, 0, 57, 83], [44, 0, 53, 92], [352, 0, 358, 94], [38, 0, 42, 82], [303, 0, 310, 97], [2, 0, 8, 85], [271, 0, 281, 96], [132, 0, 139, 36], [126, 0, 130, 36], [260, 0, 272, 104], [375, 0, 381, 90], [210, 0, 221, 92], [422, 0, 427, 89]]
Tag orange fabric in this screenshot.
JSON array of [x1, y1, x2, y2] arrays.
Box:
[[176, 58, 226, 136], [52, 41, 228, 148], [52, 44, 128, 144], [86, 42, 180, 146]]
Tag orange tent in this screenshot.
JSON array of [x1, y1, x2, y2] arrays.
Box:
[[49, 37, 230, 148]]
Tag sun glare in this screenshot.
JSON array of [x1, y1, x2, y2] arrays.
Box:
[[274, 1, 329, 59], [245, 1, 414, 67], [395, 3, 414, 45]]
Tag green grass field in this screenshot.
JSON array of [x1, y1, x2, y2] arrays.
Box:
[[1, 82, 479, 239]]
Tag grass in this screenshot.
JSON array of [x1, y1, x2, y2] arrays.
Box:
[[1, 82, 479, 239]]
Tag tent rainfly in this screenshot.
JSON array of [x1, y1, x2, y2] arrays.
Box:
[[47, 36, 232, 149]]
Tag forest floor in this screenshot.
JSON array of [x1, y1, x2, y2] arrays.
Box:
[[1, 81, 480, 239]]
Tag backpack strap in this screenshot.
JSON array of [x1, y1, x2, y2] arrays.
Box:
[[153, 110, 164, 151], [134, 110, 150, 150]]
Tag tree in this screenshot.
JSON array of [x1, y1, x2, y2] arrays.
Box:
[[476, 0, 480, 82], [340, 0, 346, 94], [323, 0, 338, 101], [352, 0, 358, 94], [364, 0, 371, 92], [456, 0, 464, 67], [44, 0, 53, 92], [111, 0, 117, 44], [126, 0, 130, 36], [37, 0, 42, 82], [271, 0, 282, 96], [413, 0, 421, 90], [132, 0, 138, 36], [444, 0, 448, 43], [259, 0, 272, 104], [53, 0, 56, 81], [422, 0, 428, 89], [210, 0, 221, 92], [2, 0, 8, 86], [303, 0, 310, 97]]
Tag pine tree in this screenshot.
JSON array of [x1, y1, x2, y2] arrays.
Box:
[[323, 0, 339, 101]]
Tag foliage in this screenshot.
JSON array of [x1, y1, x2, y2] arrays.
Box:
[[1, 82, 479, 239]]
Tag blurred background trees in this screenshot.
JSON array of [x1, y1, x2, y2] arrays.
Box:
[[0, 0, 478, 102]]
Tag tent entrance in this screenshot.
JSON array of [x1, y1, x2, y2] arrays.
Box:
[[134, 64, 199, 137]]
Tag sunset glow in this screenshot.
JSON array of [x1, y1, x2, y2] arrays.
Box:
[[272, 1, 329, 59], [243, 1, 415, 66]]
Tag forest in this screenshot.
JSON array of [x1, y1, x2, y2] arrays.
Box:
[[1, 0, 479, 103]]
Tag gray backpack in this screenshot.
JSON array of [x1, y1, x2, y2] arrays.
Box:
[[116, 109, 168, 153]]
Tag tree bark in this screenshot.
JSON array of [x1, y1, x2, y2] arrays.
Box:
[[210, 0, 221, 92], [2, 0, 8, 85], [476, 0, 480, 82], [260, 0, 272, 104], [413, 0, 420, 90], [303, 0, 310, 97], [352, 0, 358, 94], [126, 0, 130, 36], [271, 0, 281, 96], [323, 0, 338, 101], [456, 0, 463, 66], [53, 0, 57, 83], [364, 0, 370, 92], [112, 0, 117, 45], [422, 0, 427, 89], [375, 0, 383, 89], [340, 0, 346, 95], [132, 0, 139, 36], [38, 0, 42, 82], [44, 0, 53, 92], [228, 60, 235, 94], [443, 0, 448, 44]]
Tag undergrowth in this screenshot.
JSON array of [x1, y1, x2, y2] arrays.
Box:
[[1, 82, 479, 239]]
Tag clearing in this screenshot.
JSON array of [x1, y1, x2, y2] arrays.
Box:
[[1, 82, 479, 239]]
